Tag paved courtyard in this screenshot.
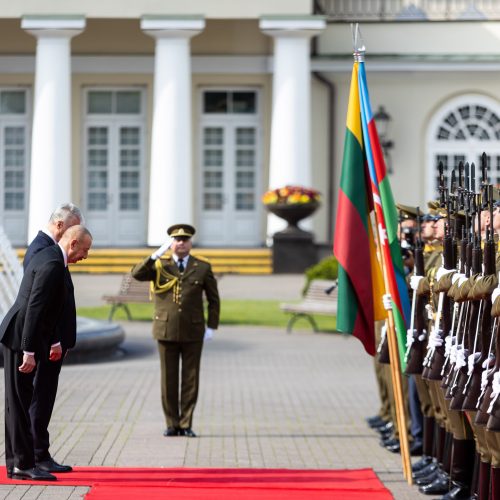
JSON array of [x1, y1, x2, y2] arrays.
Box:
[[0, 274, 421, 499]]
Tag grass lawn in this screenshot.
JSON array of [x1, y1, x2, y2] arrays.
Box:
[[77, 300, 337, 332]]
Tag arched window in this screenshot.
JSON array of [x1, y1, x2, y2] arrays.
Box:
[[426, 94, 500, 199]]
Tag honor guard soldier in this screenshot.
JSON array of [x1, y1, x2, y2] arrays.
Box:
[[132, 224, 220, 438]]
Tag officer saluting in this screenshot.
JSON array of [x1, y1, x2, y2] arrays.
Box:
[[132, 224, 220, 438]]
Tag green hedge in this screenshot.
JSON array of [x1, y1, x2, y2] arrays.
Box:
[[303, 256, 338, 295]]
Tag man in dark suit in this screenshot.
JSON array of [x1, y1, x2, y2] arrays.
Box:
[[131, 224, 220, 438], [23, 203, 83, 474], [1, 225, 92, 481]]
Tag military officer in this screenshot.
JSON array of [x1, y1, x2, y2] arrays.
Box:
[[131, 224, 220, 438]]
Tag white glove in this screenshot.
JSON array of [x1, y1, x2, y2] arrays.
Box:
[[410, 275, 424, 291], [492, 287, 500, 304], [151, 240, 171, 260], [204, 327, 214, 341], [436, 266, 455, 282], [382, 294, 392, 311]]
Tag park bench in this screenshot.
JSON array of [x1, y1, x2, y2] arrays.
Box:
[[280, 279, 337, 333], [102, 273, 151, 321]]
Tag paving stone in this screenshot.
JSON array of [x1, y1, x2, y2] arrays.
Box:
[[0, 276, 420, 499]]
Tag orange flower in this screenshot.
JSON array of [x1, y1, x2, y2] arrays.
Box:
[[261, 185, 321, 205]]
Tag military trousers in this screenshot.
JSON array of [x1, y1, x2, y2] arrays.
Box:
[[157, 340, 204, 430], [414, 375, 434, 418], [374, 321, 391, 421]]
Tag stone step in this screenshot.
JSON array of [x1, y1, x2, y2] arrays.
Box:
[[16, 248, 273, 274]]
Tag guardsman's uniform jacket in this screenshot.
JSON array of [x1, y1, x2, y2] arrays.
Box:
[[131, 254, 220, 342]]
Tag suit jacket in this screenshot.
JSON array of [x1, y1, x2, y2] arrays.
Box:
[[23, 231, 77, 349], [0, 245, 67, 358], [131, 254, 220, 342]]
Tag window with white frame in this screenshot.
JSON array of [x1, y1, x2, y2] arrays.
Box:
[[427, 95, 500, 198]]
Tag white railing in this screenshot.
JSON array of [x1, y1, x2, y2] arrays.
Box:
[[0, 226, 22, 319], [316, 0, 500, 21]]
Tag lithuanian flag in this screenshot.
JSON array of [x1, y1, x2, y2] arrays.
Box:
[[333, 65, 386, 357]]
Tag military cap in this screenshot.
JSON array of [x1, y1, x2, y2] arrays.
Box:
[[421, 213, 435, 222], [427, 200, 447, 220], [167, 224, 196, 238], [396, 203, 419, 220]]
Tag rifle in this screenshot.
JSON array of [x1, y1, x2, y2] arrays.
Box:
[[445, 163, 474, 397], [463, 186, 495, 410], [450, 168, 484, 409], [424, 163, 456, 380], [405, 207, 427, 374]]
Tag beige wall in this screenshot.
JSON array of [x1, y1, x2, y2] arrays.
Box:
[[311, 78, 330, 243], [0, 19, 271, 55], [0, 0, 312, 19], [319, 22, 500, 55], [314, 69, 500, 221]]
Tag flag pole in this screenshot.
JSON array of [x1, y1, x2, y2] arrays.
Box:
[[352, 23, 412, 484], [371, 209, 413, 485]]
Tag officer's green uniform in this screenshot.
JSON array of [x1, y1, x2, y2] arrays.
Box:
[[131, 224, 220, 432]]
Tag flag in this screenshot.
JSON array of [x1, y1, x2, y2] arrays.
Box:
[[357, 61, 411, 369], [333, 65, 386, 357]]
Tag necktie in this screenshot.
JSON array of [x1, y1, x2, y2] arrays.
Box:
[[178, 259, 184, 272]]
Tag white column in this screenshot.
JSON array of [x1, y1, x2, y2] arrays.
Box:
[[142, 16, 205, 246], [22, 16, 85, 241], [260, 16, 325, 236]]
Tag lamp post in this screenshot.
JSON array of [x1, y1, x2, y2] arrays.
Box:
[[374, 105, 394, 174]]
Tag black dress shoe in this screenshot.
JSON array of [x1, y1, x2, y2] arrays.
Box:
[[415, 468, 442, 486], [386, 441, 401, 453], [375, 422, 394, 434], [381, 437, 398, 448], [163, 427, 179, 437], [413, 461, 439, 479], [438, 482, 470, 499], [182, 428, 197, 438], [366, 416, 386, 428], [418, 474, 450, 495], [11, 466, 56, 481], [412, 455, 433, 473], [36, 458, 72, 473]]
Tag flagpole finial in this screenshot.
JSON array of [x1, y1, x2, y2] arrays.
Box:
[[351, 23, 365, 62]]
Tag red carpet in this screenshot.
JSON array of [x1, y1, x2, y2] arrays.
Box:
[[0, 466, 392, 499]]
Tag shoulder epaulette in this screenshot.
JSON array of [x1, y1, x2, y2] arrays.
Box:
[[193, 254, 210, 263]]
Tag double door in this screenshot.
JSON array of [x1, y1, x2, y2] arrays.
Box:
[[83, 121, 145, 246], [198, 120, 262, 246]]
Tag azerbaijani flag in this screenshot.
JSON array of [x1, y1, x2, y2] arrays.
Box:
[[333, 64, 386, 356], [357, 61, 411, 369]]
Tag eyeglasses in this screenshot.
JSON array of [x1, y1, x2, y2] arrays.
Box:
[[174, 237, 190, 242]]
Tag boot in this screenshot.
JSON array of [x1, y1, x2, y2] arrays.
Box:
[[442, 431, 453, 476], [440, 438, 476, 499], [436, 425, 447, 467], [412, 455, 433, 473], [477, 461, 490, 500], [491, 467, 500, 499], [467, 453, 480, 500], [423, 416, 435, 457]]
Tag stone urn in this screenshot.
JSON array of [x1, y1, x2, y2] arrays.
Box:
[[266, 201, 320, 232]]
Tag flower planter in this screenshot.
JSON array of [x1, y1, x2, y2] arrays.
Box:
[[265, 201, 320, 273], [265, 201, 320, 231]]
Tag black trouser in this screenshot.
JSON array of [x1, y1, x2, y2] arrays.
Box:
[[29, 352, 65, 462], [3, 345, 36, 471]]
